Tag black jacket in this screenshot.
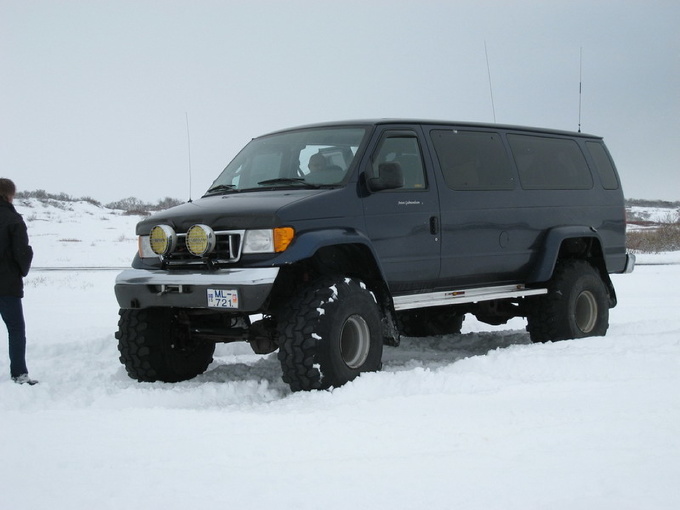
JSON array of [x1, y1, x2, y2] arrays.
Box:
[[0, 199, 33, 297]]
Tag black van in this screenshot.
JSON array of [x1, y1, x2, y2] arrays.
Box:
[[114, 120, 635, 391]]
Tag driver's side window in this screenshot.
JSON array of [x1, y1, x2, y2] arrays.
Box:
[[373, 135, 427, 190]]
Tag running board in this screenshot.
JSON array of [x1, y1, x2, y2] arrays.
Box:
[[393, 284, 548, 311]]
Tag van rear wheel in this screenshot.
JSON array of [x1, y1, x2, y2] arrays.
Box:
[[527, 260, 609, 343]]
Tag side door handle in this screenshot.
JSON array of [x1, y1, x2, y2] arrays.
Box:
[[429, 216, 439, 235]]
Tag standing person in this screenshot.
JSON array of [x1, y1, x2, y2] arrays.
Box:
[[0, 178, 37, 385]]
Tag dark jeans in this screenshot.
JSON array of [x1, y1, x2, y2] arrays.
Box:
[[0, 296, 28, 378]]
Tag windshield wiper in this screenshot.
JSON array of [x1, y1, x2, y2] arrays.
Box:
[[203, 184, 237, 196], [257, 178, 321, 189]]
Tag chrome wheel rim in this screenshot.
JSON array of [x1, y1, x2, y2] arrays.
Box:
[[340, 315, 371, 369], [575, 290, 598, 333]]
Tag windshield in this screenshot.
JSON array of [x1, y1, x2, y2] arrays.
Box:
[[205, 127, 369, 195]]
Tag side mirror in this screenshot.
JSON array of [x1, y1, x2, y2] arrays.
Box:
[[368, 162, 404, 191]]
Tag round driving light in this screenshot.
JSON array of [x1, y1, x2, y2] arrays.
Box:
[[149, 225, 177, 256], [186, 224, 216, 256]]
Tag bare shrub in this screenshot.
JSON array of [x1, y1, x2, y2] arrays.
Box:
[[122, 209, 151, 216], [155, 197, 183, 210], [106, 197, 146, 212], [627, 219, 680, 253], [105, 196, 182, 215], [81, 196, 102, 207]]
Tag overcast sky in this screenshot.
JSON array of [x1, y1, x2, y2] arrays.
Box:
[[1, 0, 678, 203]]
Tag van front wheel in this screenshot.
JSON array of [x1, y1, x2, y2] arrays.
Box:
[[527, 260, 609, 343], [116, 308, 215, 382], [277, 277, 383, 391]]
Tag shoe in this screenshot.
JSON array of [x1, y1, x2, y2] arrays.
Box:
[[12, 374, 38, 385]]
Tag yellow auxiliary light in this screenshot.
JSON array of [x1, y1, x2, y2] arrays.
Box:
[[186, 224, 216, 256], [149, 225, 177, 256]]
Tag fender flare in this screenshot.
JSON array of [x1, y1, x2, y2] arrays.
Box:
[[266, 227, 388, 280], [267, 228, 400, 343], [528, 226, 604, 283]]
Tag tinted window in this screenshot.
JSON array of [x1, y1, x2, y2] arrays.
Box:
[[586, 141, 620, 190], [430, 130, 514, 190], [508, 134, 593, 190]]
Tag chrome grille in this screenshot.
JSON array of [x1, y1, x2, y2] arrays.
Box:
[[163, 230, 244, 267]]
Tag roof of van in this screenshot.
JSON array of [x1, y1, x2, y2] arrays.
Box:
[[263, 119, 602, 139]]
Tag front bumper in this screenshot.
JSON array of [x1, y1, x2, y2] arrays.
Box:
[[114, 267, 279, 311]]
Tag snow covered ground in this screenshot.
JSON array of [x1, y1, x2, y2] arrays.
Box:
[[2, 198, 679, 509], [628, 205, 679, 225]]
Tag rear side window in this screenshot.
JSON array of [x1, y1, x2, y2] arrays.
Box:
[[507, 134, 593, 190], [430, 130, 514, 190], [586, 141, 620, 190]]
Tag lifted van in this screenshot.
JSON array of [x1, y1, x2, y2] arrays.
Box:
[[114, 120, 635, 391]]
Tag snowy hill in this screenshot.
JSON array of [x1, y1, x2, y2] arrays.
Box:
[[628, 205, 679, 225], [14, 196, 146, 268], [2, 196, 680, 509]]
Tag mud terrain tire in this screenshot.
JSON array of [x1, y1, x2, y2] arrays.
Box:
[[116, 308, 215, 382], [277, 277, 383, 391], [527, 260, 609, 343]]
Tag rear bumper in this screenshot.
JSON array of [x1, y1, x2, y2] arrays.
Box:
[[623, 253, 636, 274], [114, 267, 279, 311]]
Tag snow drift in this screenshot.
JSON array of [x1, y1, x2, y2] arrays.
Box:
[[1, 198, 679, 509]]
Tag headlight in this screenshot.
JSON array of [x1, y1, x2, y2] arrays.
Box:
[[149, 225, 177, 256], [243, 227, 295, 254], [186, 224, 216, 256], [138, 235, 156, 258]]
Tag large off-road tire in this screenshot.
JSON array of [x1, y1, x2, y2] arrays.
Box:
[[277, 277, 383, 391], [116, 308, 215, 382], [526, 260, 609, 343], [397, 306, 464, 337]]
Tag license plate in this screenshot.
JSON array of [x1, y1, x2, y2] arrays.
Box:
[[207, 289, 239, 309]]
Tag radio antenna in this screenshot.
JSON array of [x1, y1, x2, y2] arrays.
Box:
[[578, 47, 583, 133], [185, 112, 193, 202], [484, 41, 497, 123]]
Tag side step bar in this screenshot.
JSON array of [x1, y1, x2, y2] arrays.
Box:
[[393, 284, 548, 311]]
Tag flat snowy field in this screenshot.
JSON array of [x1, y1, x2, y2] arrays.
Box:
[[2, 199, 679, 509]]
